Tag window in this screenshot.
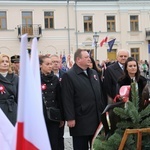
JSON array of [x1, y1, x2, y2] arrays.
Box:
[[131, 48, 139, 61], [107, 16, 115, 32], [22, 11, 33, 35], [22, 11, 32, 26], [0, 11, 7, 30], [130, 15, 139, 31], [44, 11, 54, 29], [84, 16, 93, 32]]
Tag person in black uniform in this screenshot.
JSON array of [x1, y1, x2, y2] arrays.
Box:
[[39, 55, 63, 150], [11, 55, 20, 75], [0, 54, 18, 126]]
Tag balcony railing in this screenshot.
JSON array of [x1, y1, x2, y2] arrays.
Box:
[[145, 28, 150, 40], [17, 24, 42, 40]]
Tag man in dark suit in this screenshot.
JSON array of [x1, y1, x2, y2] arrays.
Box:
[[51, 54, 65, 80], [103, 49, 129, 104], [51, 54, 65, 150], [61, 49, 105, 150], [102, 49, 129, 135]]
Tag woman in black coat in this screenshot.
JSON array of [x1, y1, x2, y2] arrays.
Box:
[[39, 55, 63, 150], [0, 54, 18, 126], [108, 57, 148, 135], [118, 57, 148, 110]]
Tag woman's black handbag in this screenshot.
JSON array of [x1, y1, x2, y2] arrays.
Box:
[[46, 107, 62, 122]]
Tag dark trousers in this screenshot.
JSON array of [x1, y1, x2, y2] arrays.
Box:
[[46, 121, 60, 150], [58, 126, 65, 150], [72, 135, 93, 150]]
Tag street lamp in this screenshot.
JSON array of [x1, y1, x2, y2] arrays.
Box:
[[93, 32, 99, 60]]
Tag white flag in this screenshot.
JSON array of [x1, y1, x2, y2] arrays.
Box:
[[14, 34, 51, 150], [0, 109, 14, 150], [92, 39, 95, 47]]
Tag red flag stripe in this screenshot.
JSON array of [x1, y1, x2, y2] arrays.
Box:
[[100, 36, 108, 47], [104, 37, 108, 42], [16, 122, 39, 150], [100, 39, 105, 47]]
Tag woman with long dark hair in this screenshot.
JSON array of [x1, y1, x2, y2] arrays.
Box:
[[108, 57, 149, 134], [118, 57, 148, 109]]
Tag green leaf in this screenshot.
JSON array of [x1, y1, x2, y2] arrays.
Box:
[[140, 104, 150, 118], [125, 135, 136, 150], [131, 82, 139, 109], [140, 116, 150, 127], [117, 121, 135, 129], [113, 107, 129, 119], [126, 101, 141, 123]]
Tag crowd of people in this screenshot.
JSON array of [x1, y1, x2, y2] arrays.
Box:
[[0, 49, 150, 150]]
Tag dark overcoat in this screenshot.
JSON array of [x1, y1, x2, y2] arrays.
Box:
[[41, 72, 62, 122], [41, 72, 62, 150], [0, 73, 18, 126], [61, 64, 105, 136], [103, 62, 124, 100]]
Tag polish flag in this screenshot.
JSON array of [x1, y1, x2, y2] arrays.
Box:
[[14, 35, 51, 150], [100, 37, 108, 47]]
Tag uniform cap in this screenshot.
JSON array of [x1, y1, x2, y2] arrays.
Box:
[[11, 55, 20, 63]]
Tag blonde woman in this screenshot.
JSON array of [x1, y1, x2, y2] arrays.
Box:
[[0, 54, 18, 126]]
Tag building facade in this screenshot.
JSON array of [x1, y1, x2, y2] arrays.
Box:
[[0, 0, 150, 62]]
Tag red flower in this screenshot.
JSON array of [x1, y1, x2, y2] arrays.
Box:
[[0, 85, 6, 94], [41, 84, 47, 90]]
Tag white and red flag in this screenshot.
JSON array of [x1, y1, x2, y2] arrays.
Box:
[[100, 36, 108, 47], [13, 34, 51, 150]]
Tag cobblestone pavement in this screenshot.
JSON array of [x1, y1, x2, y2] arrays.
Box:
[[64, 125, 73, 150]]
